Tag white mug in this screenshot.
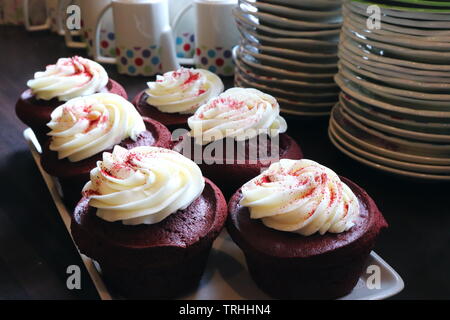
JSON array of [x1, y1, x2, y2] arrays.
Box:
[[23, 0, 67, 34], [173, 0, 239, 76], [64, 0, 116, 55], [169, 0, 195, 59], [94, 0, 180, 76]]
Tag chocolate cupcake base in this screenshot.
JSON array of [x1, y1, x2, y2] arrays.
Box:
[[227, 177, 388, 299], [100, 244, 211, 299], [71, 178, 228, 299]]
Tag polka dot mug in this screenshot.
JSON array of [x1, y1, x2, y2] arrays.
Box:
[[23, 0, 67, 35], [169, 0, 195, 59], [172, 0, 240, 76], [93, 0, 182, 76], [64, 0, 115, 54]]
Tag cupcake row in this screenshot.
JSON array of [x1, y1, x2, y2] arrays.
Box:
[[16, 56, 387, 299], [16, 56, 304, 202]]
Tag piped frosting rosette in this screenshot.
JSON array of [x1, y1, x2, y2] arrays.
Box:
[[145, 68, 224, 114], [27, 56, 109, 101], [47, 93, 146, 162], [240, 159, 360, 236], [82, 145, 205, 225], [188, 87, 287, 145]]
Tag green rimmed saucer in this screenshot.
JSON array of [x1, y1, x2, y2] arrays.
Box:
[[351, 0, 450, 13]]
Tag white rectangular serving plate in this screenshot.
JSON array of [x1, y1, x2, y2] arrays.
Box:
[[24, 128, 404, 300]]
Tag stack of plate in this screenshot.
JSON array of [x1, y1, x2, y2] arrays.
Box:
[[330, 0, 450, 181], [232, 0, 343, 116]]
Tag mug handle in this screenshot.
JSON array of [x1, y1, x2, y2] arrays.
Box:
[[64, 0, 86, 48], [56, 0, 65, 35], [94, 3, 116, 64], [23, 0, 51, 31], [160, 28, 181, 73], [171, 2, 195, 66]]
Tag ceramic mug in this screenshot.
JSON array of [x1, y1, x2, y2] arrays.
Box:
[[64, 0, 116, 55], [169, 0, 195, 59], [93, 0, 180, 76], [173, 0, 239, 76], [23, 0, 68, 34]]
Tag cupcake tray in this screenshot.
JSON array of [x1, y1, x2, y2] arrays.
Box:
[[24, 128, 404, 300]]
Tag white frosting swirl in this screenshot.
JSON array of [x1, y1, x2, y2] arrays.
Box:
[[27, 56, 109, 101], [145, 68, 224, 114], [47, 93, 146, 162], [82, 145, 205, 225], [188, 87, 287, 145], [240, 159, 360, 236]]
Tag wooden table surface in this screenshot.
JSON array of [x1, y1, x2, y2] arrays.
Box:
[[1, 26, 449, 300]]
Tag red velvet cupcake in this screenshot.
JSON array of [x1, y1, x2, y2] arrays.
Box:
[[132, 68, 224, 130], [173, 87, 303, 198], [227, 159, 388, 299], [40, 93, 171, 209], [71, 146, 227, 299], [16, 56, 127, 144]]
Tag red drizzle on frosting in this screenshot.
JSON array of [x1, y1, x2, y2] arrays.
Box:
[[255, 175, 271, 186], [83, 114, 108, 133], [59, 56, 94, 83], [183, 71, 200, 85]]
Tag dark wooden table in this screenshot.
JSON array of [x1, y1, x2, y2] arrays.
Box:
[[1, 26, 449, 300]]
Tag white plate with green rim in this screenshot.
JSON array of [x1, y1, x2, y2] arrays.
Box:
[[343, 11, 450, 50], [332, 104, 450, 165], [331, 100, 450, 157], [330, 117, 450, 174], [349, 0, 450, 14], [335, 74, 450, 120], [344, 5, 450, 36], [358, 82, 450, 109], [339, 92, 450, 135], [339, 95, 450, 143], [339, 45, 450, 80], [329, 126, 450, 181], [331, 111, 450, 165], [340, 67, 450, 101], [339, 59, 450, 92], [330, 119, 450, 177], [381, 0, 450, 8], [348, 0, 450, 19], [340, 35, 450, 71], [342, 26, 450, 63]]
